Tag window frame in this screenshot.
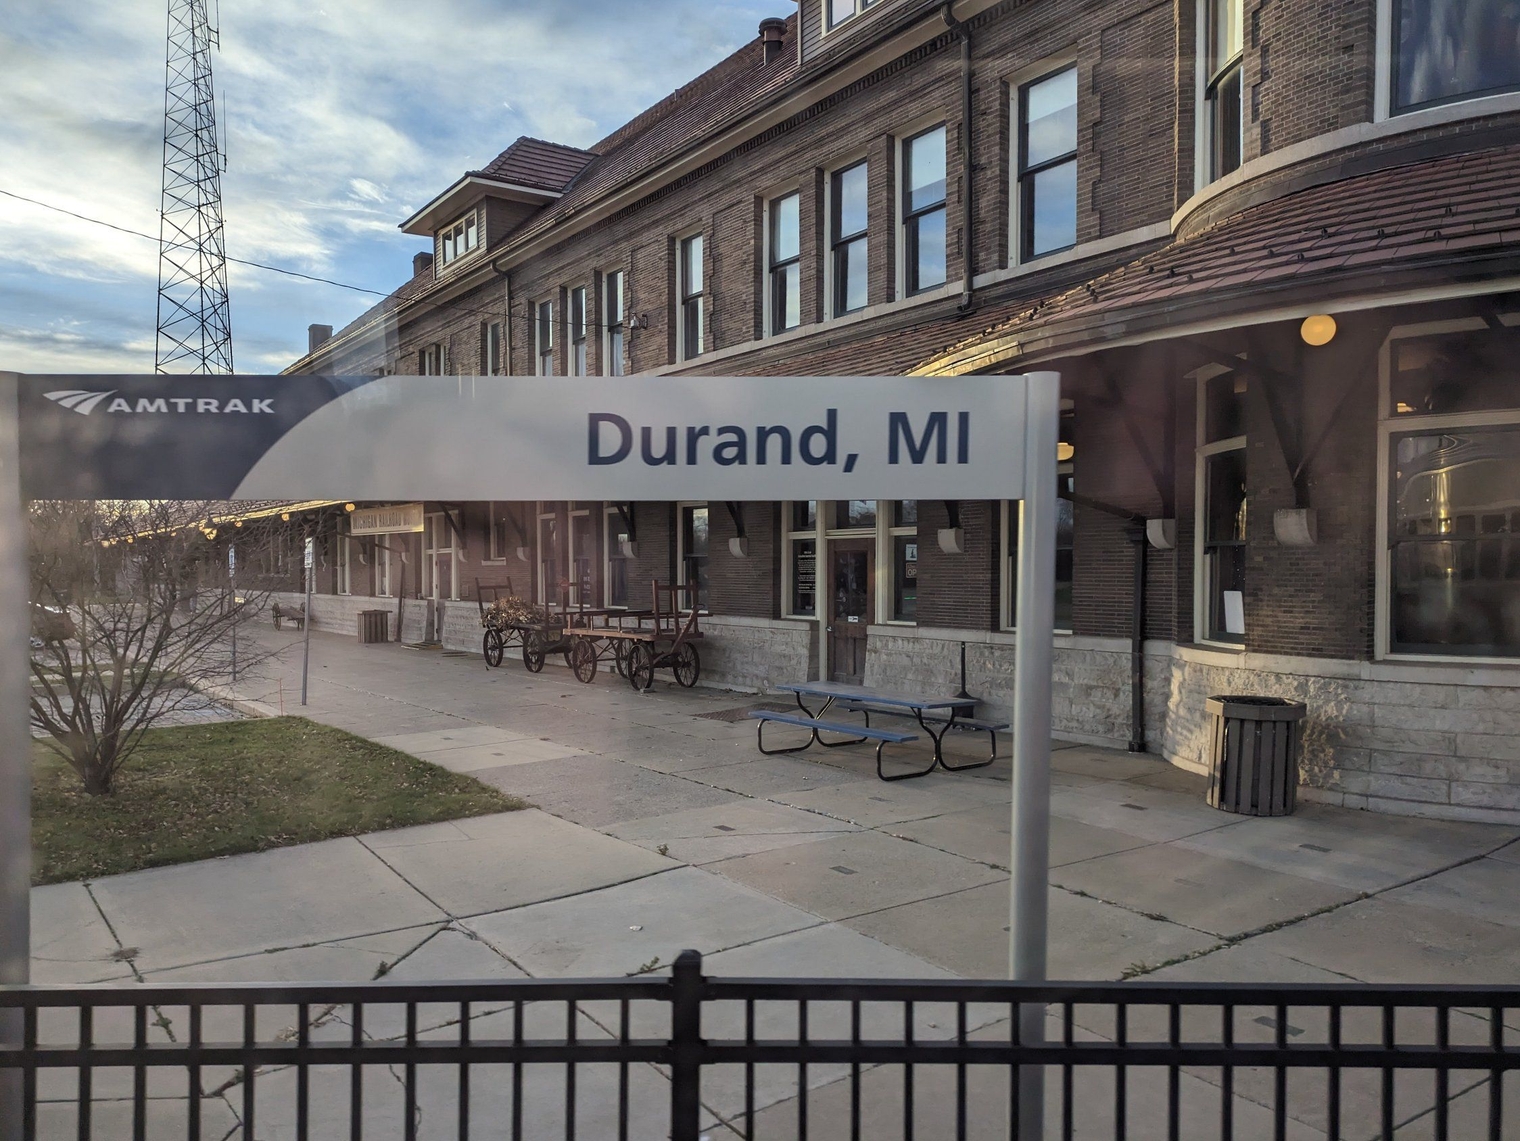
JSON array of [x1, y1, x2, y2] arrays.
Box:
[[604, 505, 632, 608], [603, 269, 626, 376], [438, 210, 480, 269], [1193, 369, 1249, 649], [568, 285, 588, 376], [825, 0, 879, 32], [677, 233, 705, 362], [336, 524, 352, 596], [783, 501, 822, 620], [900, 123, 949, 297], [1375, 314, 1520, 662], [481, 320, 505, 376], [827, 158, 870, 319], [536, 505, 561, 606], [1015, 65, 1081, 264], [487, 501, 515, 563], [1379, 0, 1520, 118], [419, 343, 446, 376], [535, 300, 555, 376], [567, 506, 595, 606], [766, 189, 803, 336], [1198, 0, 1244, 187], [1000, 405, 1076, 632], [676, 501, 711, 612]]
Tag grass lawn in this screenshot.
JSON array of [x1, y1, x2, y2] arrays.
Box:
[[32, 716, 525, 885]]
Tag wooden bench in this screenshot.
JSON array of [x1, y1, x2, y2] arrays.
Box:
[[271, 602, 307, 630], [837, 699, 1008, 769], [748, 709, 917, 775]]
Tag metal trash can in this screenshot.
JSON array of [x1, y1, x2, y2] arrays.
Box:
[[1205, 695, 1306, 816], [358, 609, 389, 644]]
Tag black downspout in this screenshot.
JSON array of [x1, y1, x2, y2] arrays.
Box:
[[1128, 525, 1147, 752]]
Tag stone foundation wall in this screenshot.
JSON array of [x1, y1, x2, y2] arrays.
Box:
[[687, 616, 815, 692]]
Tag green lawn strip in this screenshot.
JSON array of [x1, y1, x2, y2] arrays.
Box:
[[32, 716, 525, 885]]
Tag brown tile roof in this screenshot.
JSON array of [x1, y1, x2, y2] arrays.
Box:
[[918, 144, 1520, 374], [329, 261, 434, 345], [504, 15, 800, 250], [470, 137, 596, 193]]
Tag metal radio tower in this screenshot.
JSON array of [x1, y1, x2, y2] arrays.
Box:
[[155, 0, 233, 373]]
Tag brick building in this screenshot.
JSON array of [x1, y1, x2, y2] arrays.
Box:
[[281, 0, 1520, 823]]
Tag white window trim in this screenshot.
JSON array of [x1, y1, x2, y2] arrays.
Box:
[[567, 506, 593, 606], [1373, 0, 1520, 122], [1193, 0, 1244, 194], [536, 506, 559, 605], [782, 501, 823, 621], [486, 501, 511, 564], [895, 117, 948, 302], [823, 0, 879, 36], [1374, 313, 1520, 664], [883, 506, 918, 625], [762, 185, 802, 338], [1192, 367, 1248, 651], [535, 300, 555, 376], [438, 209, 481, 270], [675, 501, 710, 612], [568, 285, 589, 376], [336, 525, 351, 596], [675, 232, 705, 363], [423, 512, 460, 602], [604, 505, 632, 609], [823, 153, 870, 322], [601, 268, 627, 376], [374, 539, 392, 598], [999, 482, 1075, 634], [484, 320, 505, 376], [1009, 61, 1081, 268]]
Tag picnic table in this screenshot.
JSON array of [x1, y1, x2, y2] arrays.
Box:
[[748, 681, 1007, 782]]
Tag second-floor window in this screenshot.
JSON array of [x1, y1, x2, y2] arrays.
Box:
[[439, 212, 478, 267], [902, 125, 947, 294], [420, 343, 445, 375], [828, 0, 878, 30], [569, 286, 588, 376], [830, 160, 868, 317], [1393, 0, 1520, 113], [1203, 0, 1244, 182], [680, 233, 704, 360], [1018, 67, 1079, 261], [768, 191, 801, 334], [536, 301, 554, 376], [604, 270, 625, 375]]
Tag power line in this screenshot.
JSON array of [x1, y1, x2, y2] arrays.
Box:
[[1, 186, 637, 342], [0, 188, 388, 297]]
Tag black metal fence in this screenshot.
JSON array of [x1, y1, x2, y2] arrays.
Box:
[[2, 949, 1517, 1140]]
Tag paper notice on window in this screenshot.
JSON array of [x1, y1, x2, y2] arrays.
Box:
[[1223, 591, 1245, 636]]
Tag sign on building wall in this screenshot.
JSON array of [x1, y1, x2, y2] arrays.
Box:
[[349, 502, 425, 535], [17, 374, 1047, 502]]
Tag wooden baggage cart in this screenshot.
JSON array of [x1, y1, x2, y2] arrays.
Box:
[[584, 581, 704, 692]]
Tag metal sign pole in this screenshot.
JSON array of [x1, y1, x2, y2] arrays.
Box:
[[300, 537, 314, 706], [1009, 372, 1059, 1140], [229, 545, 237, 684], [0, 374, 30, 1139]]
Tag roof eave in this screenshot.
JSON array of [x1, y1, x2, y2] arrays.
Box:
[[398, 175, 562, 236]]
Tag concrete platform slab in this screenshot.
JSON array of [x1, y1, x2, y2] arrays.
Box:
[[1248, 895, 1520, 985], [470, 754, 739, 827], [1052, 843, 1356, 938], [711, 829, 1003, 922], [889, 804, 1153, 870], [30, 883, 129, 985], [414, 738, 590, 771], [372, 724, 535, 752], [33, 1095, 239, 1141], [87, 838, 444, 972], [1174, 804, 1519, 893], [1049, 781, 1237, 843], [1051, 747, 1177, 782], [607, 800, 861, 864], [1383, 856, 1520, 929], [682, 755, 875, 798], [463, 866, 823, 977], [777, 778, 993, 828], [358, 809, 678, 917]]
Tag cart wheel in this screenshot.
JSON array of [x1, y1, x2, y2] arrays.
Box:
[[627, 642, 656, 692], [522, 631, 546, 673], [569, 638, 598, 684], [482, 629, 505, 669], [613, 641, 631, 679], [672, 642, 701, 688]]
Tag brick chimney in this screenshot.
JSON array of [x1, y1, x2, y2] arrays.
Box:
[[759, 17, 786, 65], [307, 324, 333, 354], [413, 251, 434, 277]]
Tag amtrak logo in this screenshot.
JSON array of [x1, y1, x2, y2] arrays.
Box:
[[43, 390, 274, 415], [45, 390, 116, 415]]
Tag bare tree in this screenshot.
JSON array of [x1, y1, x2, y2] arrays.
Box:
[[28, 500, 289, 795]]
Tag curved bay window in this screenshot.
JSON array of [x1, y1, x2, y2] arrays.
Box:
[[1393, 0, 1520, 114], [1385, 317, 1520, 656], [1202, 0, 1243, 182]]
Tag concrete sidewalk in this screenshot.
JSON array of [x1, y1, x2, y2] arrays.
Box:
[[31, 628, 1520, 1138]]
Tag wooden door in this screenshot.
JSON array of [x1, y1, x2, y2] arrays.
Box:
[[828, 540, 874, 683]]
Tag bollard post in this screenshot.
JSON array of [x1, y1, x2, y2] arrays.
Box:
[[669, 950, 704, 1141]]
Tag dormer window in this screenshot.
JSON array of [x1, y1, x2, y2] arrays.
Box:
[[439, 212, 479, 267], [828, 0, 879, 31]]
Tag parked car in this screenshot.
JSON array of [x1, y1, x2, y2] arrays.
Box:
[[30, 602, 76, 646]]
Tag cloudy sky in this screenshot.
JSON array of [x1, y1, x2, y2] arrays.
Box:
[[1, 0, 776, 374]]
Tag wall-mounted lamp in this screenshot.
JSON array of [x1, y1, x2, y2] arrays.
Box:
[[1300, 314, 1337, 346], [344, 502, 356, 513], [1145, 519, 1177, 550], [280, 512, 291, 522]]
